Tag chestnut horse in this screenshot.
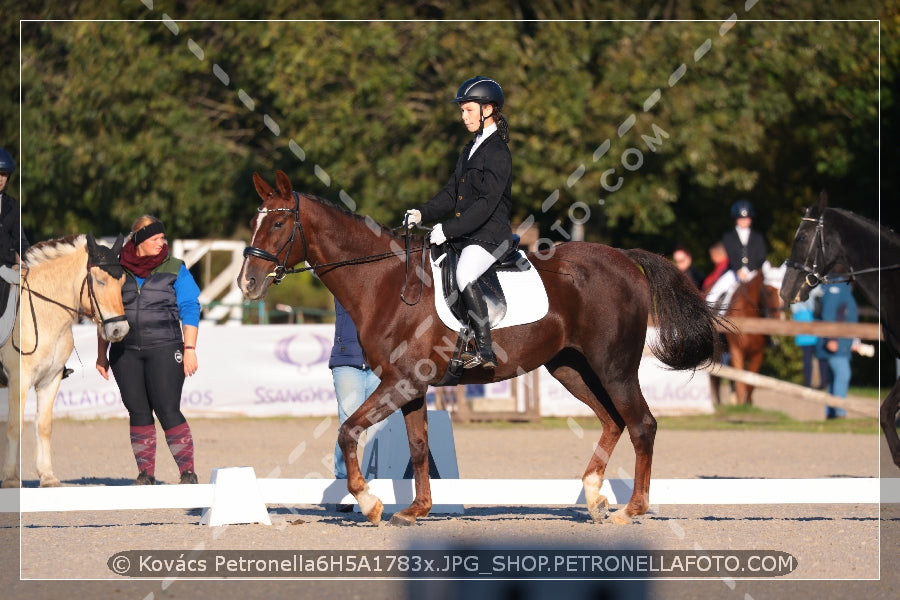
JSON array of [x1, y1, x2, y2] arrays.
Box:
[[0, 234, 129, 487], [724, 270, 784, 405], [238, 171, 724, 525], [781, 193, 900, 468]]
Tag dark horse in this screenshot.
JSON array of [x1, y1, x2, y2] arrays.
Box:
[[238, 171, 724, 525], [724, 270, 784, 405], [781, 192, 900, 468]]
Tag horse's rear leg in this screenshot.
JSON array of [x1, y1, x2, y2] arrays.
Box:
[[546, 358, 626, 524], [34, 383, 61, 487], [390, 396, 432, 526], [1, 383, 24, 488], [880, 381, 900, 469]]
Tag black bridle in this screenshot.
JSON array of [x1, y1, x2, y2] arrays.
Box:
[[15, 260, 128, 356], [242, 192, 427, 304], [784, 216, 829, 288], [243, 191, 310, 284], [784, 214, 900, 289]]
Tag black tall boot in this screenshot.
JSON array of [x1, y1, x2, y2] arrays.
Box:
[[459, 283, 497, 368]]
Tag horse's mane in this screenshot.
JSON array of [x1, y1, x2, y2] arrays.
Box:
[[830, 207, 898, 239], [301, 192, 407, 242], [23, 234, 86, 267]]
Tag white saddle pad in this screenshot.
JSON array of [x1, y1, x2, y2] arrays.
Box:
[[431, 252, 549, 331]]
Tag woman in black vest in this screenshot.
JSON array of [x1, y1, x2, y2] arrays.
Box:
[[405, 76, 514, 369], [96, 215, 202, 485]]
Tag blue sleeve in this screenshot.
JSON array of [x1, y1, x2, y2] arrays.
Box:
[[174, 263, 202, 327]]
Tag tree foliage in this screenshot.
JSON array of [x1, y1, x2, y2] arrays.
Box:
[[1, 1, 889, 293]]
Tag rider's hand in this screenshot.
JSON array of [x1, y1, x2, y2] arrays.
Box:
[[431, 223, 447, 245], [405, 209, 422, 228]]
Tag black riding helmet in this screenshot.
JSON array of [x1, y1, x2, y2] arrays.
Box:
[[451, 76, 504, 108]]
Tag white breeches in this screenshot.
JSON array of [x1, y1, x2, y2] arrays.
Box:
[[456, 244, 498, 289]]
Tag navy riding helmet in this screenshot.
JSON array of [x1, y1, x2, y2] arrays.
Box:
[[730, 199, 755, 219], [452, 76, 504, 108], [0, 147, 14, 174]]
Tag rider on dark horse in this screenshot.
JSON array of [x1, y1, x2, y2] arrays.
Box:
[[405, 76, 514, 369]]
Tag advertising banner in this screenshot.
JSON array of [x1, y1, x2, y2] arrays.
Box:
[[1, 324, 712, 421]]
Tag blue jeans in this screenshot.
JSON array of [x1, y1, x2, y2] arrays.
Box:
[[332, 366, 381, 479], [826, 356, 851, 398]]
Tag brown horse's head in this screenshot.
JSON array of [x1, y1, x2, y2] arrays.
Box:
[[238, 170, 303, 300], [84, 233, 129, 342]]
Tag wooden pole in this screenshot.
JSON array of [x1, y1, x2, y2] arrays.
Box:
[[719, 317, 882, 341], [705, 363, 879, 418]]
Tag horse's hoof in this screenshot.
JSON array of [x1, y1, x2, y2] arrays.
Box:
[[1, 478, 21, 489], [389, 513, 416, 527], [587, 497, 610, 523], [607, 510, 634, 525], [39, 477, 61, 488], [364, 499, 384, 525]]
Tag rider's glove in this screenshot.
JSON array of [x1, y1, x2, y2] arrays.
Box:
[[404, 209, 422, 228], [430, 223, 447, 245]]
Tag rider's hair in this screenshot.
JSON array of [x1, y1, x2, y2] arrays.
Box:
[[131, 214, 162, 233], [491, 106, 510, 143]]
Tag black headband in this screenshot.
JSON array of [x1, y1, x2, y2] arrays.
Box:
[[132, 221, 166, 246]]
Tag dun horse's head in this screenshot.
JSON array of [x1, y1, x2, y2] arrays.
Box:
[[781, 191, 830, 305], [85, 233, 129, 342], [238, 170, 304, 300]]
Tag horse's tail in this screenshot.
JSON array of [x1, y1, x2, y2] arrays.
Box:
[[622, 248, 728, 370]]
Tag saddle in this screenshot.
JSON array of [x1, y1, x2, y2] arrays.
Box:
[[433, 240, 531, 328], [432, 240, 533, 385]]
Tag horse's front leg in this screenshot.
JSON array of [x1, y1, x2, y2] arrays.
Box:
[[390, 396, 432, 526], [338, 382, 407, 525], [1, 376, 24, 488], [33, 378, 62, 487]]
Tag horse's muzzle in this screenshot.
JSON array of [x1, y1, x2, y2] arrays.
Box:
[[101, 318, 130, 343]]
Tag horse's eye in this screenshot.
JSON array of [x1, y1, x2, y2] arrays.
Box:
[[273, 221, 284, 230]]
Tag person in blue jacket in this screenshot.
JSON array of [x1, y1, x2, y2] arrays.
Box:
[[329, 297, 380, 509], [815, 280, 858, 418], [96, 215, 201, 484]]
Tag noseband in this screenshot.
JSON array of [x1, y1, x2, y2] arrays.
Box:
[[243, 191, 309, 284]]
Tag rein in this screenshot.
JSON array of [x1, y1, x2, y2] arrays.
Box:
[[785, 215, 900, 288], [243, 192, 428, 304]]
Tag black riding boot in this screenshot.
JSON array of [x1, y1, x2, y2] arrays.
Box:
[[459, 283, 497, 369]]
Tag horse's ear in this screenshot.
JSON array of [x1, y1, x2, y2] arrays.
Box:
[[253, 172, 273, 199], [111, 233, 125, 254], [275, 170, 292, 197], [816, 190, 828, 212], [86, 232, 97, 250]]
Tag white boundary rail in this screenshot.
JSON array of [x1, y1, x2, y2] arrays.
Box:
[[1, 474, 897, 526]]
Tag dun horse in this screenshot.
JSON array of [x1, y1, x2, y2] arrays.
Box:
[[1, 234, 129, 487], [239, 171, 724, 525], [781, 193, 900, 468], [724, 270, 784, 405]]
